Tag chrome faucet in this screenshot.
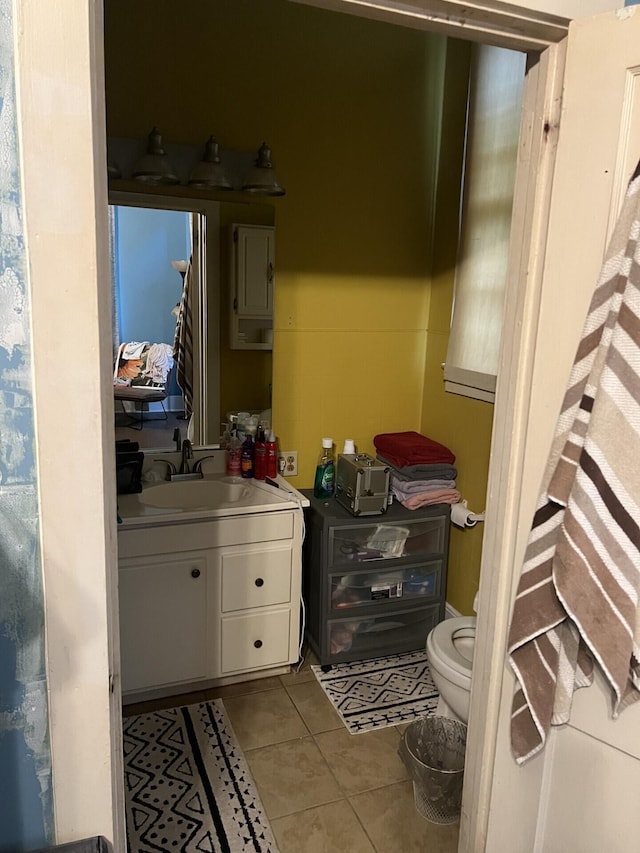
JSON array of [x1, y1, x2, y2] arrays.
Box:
[[179, 439, 193, 474], [193, 455, 215, 475], [153, 458, 177, 480]]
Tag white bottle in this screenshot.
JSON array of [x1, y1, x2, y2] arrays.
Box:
[[342, 439, 356, 455]]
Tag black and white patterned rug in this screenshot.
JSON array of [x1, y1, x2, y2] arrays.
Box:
[[312, 650, 439, 734], [123, 699, 278, 852]]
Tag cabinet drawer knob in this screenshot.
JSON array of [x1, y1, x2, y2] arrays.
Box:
[[254, 639, 263, 649], [255, 577, 264, 587], [191, 568, 201, 578]]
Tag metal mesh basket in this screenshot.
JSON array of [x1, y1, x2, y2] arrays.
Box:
[[399, 715, 467, 825]]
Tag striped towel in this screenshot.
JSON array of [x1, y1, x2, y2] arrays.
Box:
[[508, 162, 640, 765], [173, 258, 193, 419]]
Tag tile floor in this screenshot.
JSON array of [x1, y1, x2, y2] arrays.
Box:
[[123, 651, 460, 853]]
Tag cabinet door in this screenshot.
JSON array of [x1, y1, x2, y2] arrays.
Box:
[[119, 554, 208, 693], [234, 225, 274, 316]]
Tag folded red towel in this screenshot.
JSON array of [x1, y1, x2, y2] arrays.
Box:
[[374, 431, 455, 467]]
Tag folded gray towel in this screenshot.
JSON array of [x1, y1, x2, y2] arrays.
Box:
[[377, 454, 458, 482], [391, 474, 457, 497]]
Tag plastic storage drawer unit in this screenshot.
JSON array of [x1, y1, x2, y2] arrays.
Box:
[[302, 491, 451, 666]]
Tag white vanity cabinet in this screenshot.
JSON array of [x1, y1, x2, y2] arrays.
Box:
[[117, 507, 303, 699]]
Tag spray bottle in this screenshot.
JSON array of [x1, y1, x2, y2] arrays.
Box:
[[254, 426, 267, 480], [226, 431, 241, 476], [265, 430, 278, 479]]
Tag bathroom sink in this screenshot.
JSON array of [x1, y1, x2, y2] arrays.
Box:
[[139, 477, 250, 509], [116, 473, 307, 527]]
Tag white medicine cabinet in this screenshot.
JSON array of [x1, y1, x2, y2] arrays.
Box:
[[230, 223, 275, 349]]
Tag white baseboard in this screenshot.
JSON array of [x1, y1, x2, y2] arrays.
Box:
[[445, 602, 462, 619]]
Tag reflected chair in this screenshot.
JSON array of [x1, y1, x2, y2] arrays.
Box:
[[113, 342, 173, 430], [114, 384, 169, 429]]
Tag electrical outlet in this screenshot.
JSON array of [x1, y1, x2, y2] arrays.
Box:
[[277, 451, 298, 477]]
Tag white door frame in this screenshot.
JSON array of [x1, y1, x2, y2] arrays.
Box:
[[290, 0, 572, 50], [460, 42, 569, 851], [15, 0, 125, 848], [23, 1, 600, 849]]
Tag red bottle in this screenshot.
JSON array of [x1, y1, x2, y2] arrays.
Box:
[[254, 427, 267, 480], [265, 430, 278, 479]]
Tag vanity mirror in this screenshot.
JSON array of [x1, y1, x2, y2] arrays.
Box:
[[109, 190, 274, 449]]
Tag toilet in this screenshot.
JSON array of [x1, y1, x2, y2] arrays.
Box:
[[426, 616, 476, 723]]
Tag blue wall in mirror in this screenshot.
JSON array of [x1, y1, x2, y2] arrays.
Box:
[[113, 205, 191, 398]]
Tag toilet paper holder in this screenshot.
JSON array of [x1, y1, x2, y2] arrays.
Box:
[[451, 499, 485, 529]]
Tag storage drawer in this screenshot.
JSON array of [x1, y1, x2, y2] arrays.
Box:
[[221, 544, 293, 612], [327, 604, 441, 661], [328, 516, 446, 568], [221, 609, 292, 673], [330, 562, 440, 612]]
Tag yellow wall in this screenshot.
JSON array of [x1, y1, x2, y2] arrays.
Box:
[[105, 0, 486, 614], [105, 0, 444, 457]]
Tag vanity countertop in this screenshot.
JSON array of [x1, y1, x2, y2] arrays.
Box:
[[117, 474, 309, 529]]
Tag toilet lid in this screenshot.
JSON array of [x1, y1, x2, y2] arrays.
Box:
[[428, 616, 475, 677]]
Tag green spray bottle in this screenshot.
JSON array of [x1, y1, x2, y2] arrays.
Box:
[[313, 437, 335, 499]]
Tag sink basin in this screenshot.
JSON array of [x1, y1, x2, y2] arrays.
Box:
[[140, 477, 250, 509]]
